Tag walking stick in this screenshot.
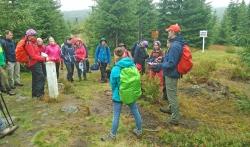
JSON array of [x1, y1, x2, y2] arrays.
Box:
[[0, 99, 11, 126], [0, 93, 15, 126]]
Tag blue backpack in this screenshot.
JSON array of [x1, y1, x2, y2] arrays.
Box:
[[90, 63, 99, 71]]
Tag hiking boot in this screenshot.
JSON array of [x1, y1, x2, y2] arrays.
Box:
[[0, 127, 12, 138], [0, 125, 19, 138], [160, 106, 171, 114], [7, 90, 16, 96], [100, 133, 116, 141], [15, 83, 24, 87], [132, 128, 142, 138]]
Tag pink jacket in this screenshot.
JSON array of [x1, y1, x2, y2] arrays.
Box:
[[45, 44, 61, 63]]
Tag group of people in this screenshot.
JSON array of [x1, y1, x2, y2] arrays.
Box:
[[100, 24, 186, 141], [21, 29, 90, 99], [0, 23, 186, 140]]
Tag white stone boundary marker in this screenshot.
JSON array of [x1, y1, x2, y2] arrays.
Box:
[[45, 62, 59, 99], [200, 30, 208, 53]]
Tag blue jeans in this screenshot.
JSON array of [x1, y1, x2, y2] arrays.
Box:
[[111, 102, 142, 135], [0, 118, 6, 131]]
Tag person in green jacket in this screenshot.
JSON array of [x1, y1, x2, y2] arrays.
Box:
[[101, 47, 142, 141], [0, 43, 15, 95]]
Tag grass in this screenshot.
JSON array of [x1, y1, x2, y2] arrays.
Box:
[[0, 45, 249, 146]]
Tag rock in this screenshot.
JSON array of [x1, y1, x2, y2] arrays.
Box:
[[191, 85, 200, 89], [61, 105, 79, 114]]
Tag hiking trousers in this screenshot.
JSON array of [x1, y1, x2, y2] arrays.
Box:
[[75, 61, 87, 80], [7, 62, 21, 87], [99, 62, 107, 82], [30, 62, 45, 97], [0, 67, 11, 91], [165, 76, 180, 121], [111, 102, 142, 135], [64, 62, 74, 82]]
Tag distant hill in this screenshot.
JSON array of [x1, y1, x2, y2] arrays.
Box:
[[62, 9, 91, 22], [214, 7, 226, 21], [62, 7, 226, 23]]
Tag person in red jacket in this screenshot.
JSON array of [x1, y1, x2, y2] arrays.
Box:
[[25, 29, 48, 99], [37, 38, 47, 78], [148, 41, 164, 88], [74, 38, 87, 81]]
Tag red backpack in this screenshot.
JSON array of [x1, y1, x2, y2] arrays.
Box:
[[177, 45, 193, 74], [15, 38, 29, 64]]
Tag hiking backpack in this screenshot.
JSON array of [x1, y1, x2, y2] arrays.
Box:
[[119, 65, 142, 104], [177, 44, 193, 74], [15, 38, 29, 64]]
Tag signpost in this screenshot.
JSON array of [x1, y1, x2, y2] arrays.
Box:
[[151, 30, 159, 41], [200, 30, 207, 53]]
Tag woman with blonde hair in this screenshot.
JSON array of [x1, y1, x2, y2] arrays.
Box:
[[45, 37, 61, 79]]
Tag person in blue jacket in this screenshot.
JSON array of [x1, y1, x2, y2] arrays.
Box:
[[61, 37, 75, 82], [95, 38, 111, 83], [156, 24, 186, 125]]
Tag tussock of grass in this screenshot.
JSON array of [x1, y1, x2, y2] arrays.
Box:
[[141, 75, 161, 103]]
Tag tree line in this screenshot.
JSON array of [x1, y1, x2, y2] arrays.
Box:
[[0, 0, 70, 44]]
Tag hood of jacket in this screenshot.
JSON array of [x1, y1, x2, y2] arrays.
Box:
[[115, 57, 135, 68]]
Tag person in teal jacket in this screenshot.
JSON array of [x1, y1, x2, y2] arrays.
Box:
[[101, 47, 142, 141]]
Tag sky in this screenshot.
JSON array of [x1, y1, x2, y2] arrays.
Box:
[[60, 0, 250, 11]]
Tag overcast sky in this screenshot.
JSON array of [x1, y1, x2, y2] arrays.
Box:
[[60, 0, 250, 11]]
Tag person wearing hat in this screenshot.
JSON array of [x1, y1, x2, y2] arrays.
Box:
[[25, 29, 49, 99], [134, 40, 149, 74], [95, 37, 111, 83], [61, 37, 75, 82], [155, 24, 186, 125]]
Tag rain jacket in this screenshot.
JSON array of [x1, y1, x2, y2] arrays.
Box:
[[45, 44, 61, 63]]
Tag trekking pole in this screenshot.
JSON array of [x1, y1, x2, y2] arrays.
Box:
[[0, 97, 11, 126], [0, 93, 15, 126]]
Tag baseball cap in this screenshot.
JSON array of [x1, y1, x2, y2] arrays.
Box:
[[166, 24, 181, 33]]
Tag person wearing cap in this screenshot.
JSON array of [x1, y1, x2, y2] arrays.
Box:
[[25, 29, 49, 99], [134, 40, 149, 74], [61, 37, 75, 82], [95, 38, 111, 83], [45, 37, 61, 79], [156, 24, 185, 125], [2, 30, 23, 89]]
